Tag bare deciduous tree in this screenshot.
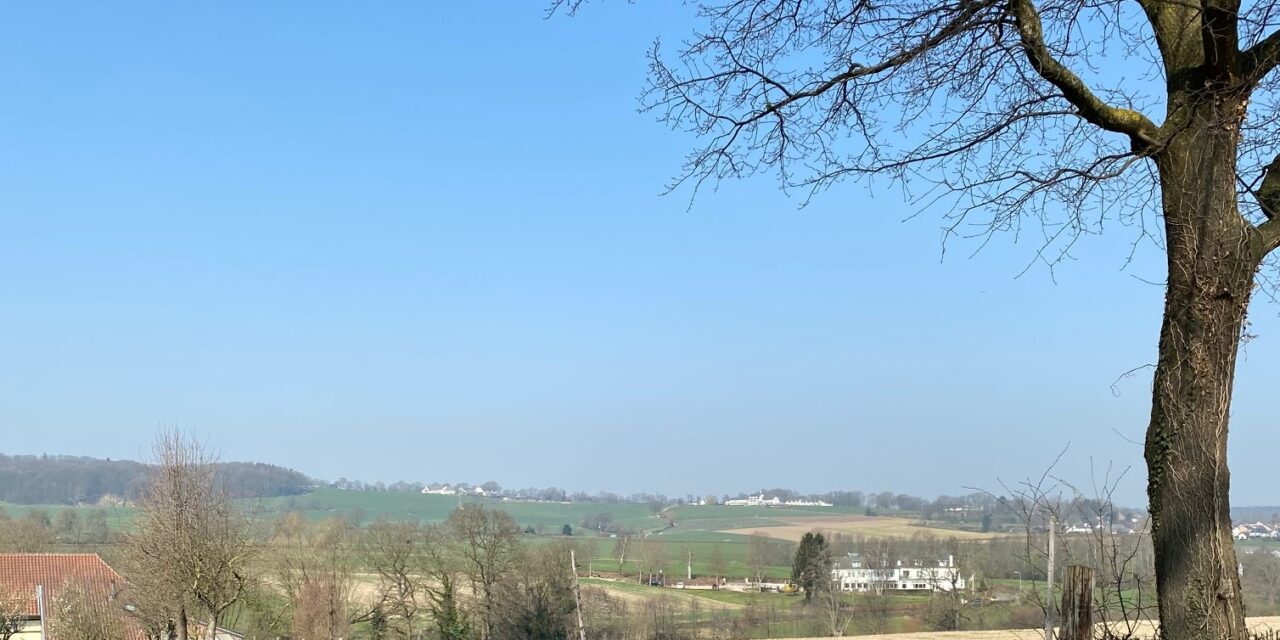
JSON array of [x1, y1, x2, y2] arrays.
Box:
[[709, 544, 727, 585], [821, 579, 856, 637], [635, 537, 669, 585], [0, 587, 27, 640], [553, 0, 1280, 637], [446, 504, 521, 639], [612, 534, 631, 576], [747, 532, 772, 586], [989, 455, 1158, 639], [291, 579, 353, 640], [362, 519, 426, 639], [419, 524, 474, 640], [271, 514, 367, 640], [47, 581, 124, 640], [123, 430, 254, 640]]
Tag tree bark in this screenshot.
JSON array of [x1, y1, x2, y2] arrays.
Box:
[[1147, 109, 1259, 640], [1060, 566, 1093, 640]]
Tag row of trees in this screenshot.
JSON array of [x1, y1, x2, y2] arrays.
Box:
[[0, 507, 111, 552]]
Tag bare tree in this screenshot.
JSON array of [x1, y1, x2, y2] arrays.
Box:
[[271, 514, 367, 639], [419, 524, 474, 640], [489, 543, 578, 640], [612, 534, 631, 576], [0, 514, 53, 553], [746, 532, 771, 586], [821, 578, 856, 637], [858, 537, 900, 596], [123, 430, 254, 640], [553, 1, 1280, 637], [361, 520, 426, 639], [709, 544, 727, 585], [920, 538, 968, 631], [46, 581, 124, 640], [446, 503, 521, 639], [860, 591, 894, 635], [990, 456, 1159, 640], [290, 579, 353, 640], [636, 537, 669, 585], [0, 587, 26, 640]]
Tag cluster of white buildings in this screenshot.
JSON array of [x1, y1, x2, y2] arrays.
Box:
[[722, 493, 833, 507], [832, 553, 967, 593], [1234, 522, 1280, 540], [421, 484, 490, 497]]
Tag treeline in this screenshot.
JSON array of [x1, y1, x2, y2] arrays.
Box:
[[0, 453, 314, 504], [0, 507, 114, 551]]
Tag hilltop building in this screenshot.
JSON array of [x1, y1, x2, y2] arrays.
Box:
[[421, 484, 489, 497], [722, 493, 832, 507], [724, 494, 781, 506]]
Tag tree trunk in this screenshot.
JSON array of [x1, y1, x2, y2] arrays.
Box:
[[176, 607, 188, 640], [1147, 113, 1259, 640]]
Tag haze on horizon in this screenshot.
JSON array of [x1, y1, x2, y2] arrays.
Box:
[[2, 2, 1278, 507]]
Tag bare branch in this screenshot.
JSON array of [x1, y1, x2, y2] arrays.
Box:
[[1009, 0, 1161, 148], [1242, 28, 1280, 86]]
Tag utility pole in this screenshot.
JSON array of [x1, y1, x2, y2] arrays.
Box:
[[1045, 515, 1056, 640], [687, 548, 693, 581]]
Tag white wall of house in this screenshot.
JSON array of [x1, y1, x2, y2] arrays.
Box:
[[12, 619, 41, 639], [833, 557, 965, 592]]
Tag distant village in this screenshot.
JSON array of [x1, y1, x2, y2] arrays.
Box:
[[1234, 521, 1280, 540]]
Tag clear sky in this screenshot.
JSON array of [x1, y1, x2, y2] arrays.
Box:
[[1, 2, 1276, 506]]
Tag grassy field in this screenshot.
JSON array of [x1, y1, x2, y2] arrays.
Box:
[[2, 489, 991, 583], [248, 489, 660, 530]]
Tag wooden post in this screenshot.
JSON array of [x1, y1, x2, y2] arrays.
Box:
[[570, 549, 588, 640], [1060, 566, 1094, 640]]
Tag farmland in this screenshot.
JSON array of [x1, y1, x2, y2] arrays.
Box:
[[3, 488, 996, 583], [722, 516, 1012, 542]]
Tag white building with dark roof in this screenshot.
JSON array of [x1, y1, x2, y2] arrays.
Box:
[[832, 553, 966, 592]]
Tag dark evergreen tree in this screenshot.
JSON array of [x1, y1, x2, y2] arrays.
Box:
[[368, 606, 389, 640], [430, 574, 472, 640], [791, 532, 832, 603]]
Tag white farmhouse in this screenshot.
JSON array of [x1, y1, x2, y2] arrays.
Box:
[[832, 553, 966, 592]]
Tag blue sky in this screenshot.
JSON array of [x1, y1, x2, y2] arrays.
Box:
[[1, 2, 1276, 506]]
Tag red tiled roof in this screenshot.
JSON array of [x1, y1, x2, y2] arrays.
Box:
[[0, 553, 144, 640], [0, 553, 122, 617]]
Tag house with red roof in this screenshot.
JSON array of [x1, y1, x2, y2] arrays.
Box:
[[0, 553, 142, 640]]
